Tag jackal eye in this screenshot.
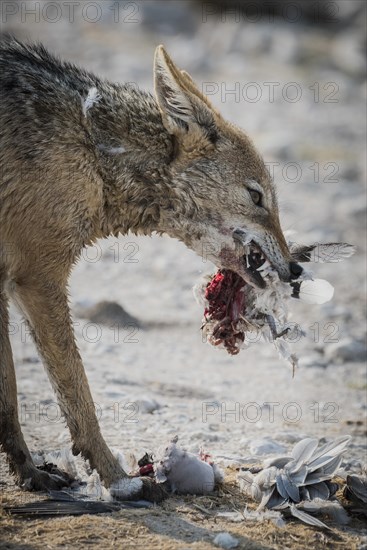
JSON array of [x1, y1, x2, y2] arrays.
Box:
[[249, 189, 262, 207]]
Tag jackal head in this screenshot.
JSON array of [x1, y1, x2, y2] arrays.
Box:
[[154, 46, 297, 288]]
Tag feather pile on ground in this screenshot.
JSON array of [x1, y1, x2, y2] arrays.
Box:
[[5, 435, 365, 532], [238, 435, 353, 529]]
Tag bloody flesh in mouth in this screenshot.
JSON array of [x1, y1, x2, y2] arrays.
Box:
[[204, 269, 247, 355]]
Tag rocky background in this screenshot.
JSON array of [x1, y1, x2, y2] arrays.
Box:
[[1, 1, 366, 548]]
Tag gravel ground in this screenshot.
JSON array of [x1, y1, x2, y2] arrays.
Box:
[[1, 1, 366, 548]]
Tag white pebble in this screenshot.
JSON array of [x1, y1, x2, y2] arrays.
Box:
[[213, 532, 239, 549]]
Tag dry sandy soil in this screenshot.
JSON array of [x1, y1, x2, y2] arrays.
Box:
[[1, 1, 366, 548]]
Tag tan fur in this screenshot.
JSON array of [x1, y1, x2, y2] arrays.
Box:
[[0, 40, 292, 499]]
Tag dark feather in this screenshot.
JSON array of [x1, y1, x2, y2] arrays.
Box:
[[4, 494, 153, 517], [344, 475, 367, 505], [290, 242, 355, 263]]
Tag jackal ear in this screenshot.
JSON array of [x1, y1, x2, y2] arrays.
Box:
[[180, 70, 219, 114], [154, 45, 218, 142]]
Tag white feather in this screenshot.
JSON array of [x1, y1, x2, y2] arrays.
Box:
[[82, 87, 100, 116], [297, 279, 334, 305], [289, 504, 331, 529], [98, 144, 126, 154]]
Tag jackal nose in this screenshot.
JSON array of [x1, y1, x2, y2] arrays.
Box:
[[289, 262, 303, 280]]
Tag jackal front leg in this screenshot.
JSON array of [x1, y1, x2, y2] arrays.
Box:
[[12, 278, 127, 487]]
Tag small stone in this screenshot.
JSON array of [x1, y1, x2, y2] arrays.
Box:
[[75, 300, 141, 328], [325, 339, 366, 364], [249, 439, 286, 456], [132, 397, 161, 414], [213, 532, 239, 549]]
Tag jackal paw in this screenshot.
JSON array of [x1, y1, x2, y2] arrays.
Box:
[[110, 476, 168, 503], [21, 466, 74, 492]]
